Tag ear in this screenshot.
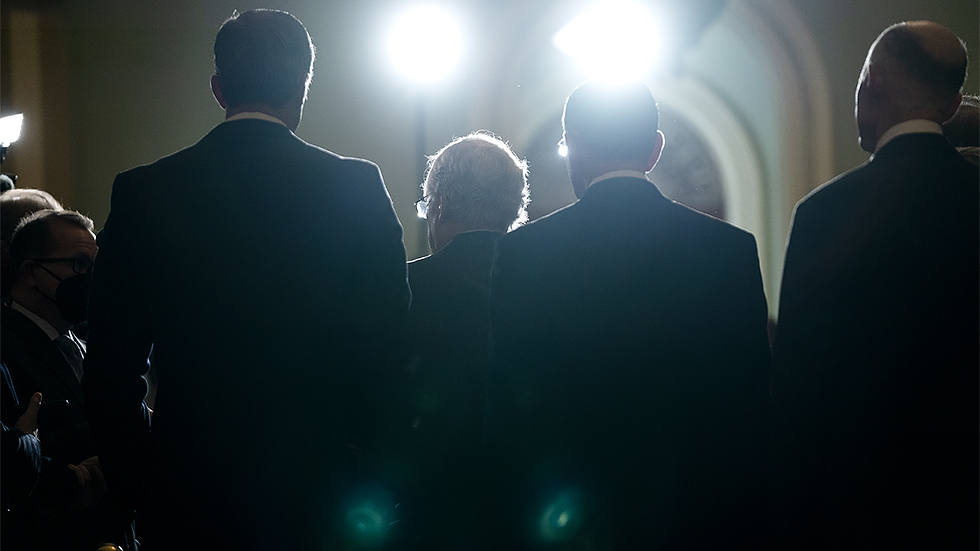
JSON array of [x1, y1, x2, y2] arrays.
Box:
[[862, 63, 884, 96], [645, 130, 666, 172], [210, 74, 228, 110], [428, 193, 444, 222]]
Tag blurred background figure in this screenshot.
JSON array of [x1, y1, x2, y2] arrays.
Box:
[[1, 365, 43, 551], [0, 173, 15, 193], [943, 93, 979, 163], [1, 188, 63, 299], [1, 188, 63, 242], [3, 209, 135, 550]]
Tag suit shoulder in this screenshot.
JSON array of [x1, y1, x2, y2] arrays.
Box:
[[497, 200, 581, 246], [792, 162, 870, 219], [408, 254, 435, 277], [0, 307, 47, 358], [407, 254, 443, 298], [294, 139, 382, 176], [665, 198, 756, 242], [113, 142, 195, 181]]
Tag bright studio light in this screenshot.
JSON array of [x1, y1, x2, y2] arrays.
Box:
[[553, 1, 662, 81], [388, 5, 464, 85], [0, 114, 24, 147]]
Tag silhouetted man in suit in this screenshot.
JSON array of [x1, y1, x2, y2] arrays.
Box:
[[394, 132, 528, 546], [82, 9, 410, 550], [772, 21, 978, 549], [486, 81, 772, 550]]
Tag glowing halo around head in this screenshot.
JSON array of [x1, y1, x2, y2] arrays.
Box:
[[553, 1, 662, 81], [387, 5, 464, 86]]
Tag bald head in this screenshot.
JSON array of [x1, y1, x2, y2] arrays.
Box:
[[856, 21, 968, 152]]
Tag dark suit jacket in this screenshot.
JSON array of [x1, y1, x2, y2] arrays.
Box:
[[82, 118, 411, 550], [1, 305, 135, 550], [408, 230, 499, 433], [772, 133, 980, 549], [1, 361, 43, 551], [1, 305, 93, 463], [488, 176, 772, 550], [393, 230, 499, 547]]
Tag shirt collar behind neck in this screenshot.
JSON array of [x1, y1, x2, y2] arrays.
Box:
[[589, 169, 650, 188], [11, 301, 61, 340], [223, 111, 288, 128], [875, 119, 943, 153]]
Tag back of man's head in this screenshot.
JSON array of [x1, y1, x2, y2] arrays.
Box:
[[563, 81, 660, 165], [424, 132, 529, 232], [870, 21, 968, 114], [0, 189, 63, 243], [213, 9, 315, 109], [8, 209, 94, 272]]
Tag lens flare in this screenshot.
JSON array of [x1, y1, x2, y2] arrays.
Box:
[[538, 489, 583, 543], [341, 484, 396, 548]]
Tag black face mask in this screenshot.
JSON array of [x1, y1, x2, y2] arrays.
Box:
[[54, 271, 92, 325]]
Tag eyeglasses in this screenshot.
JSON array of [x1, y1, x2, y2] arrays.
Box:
[[415, 193, 433, 219], [32, 257, 93, 275]]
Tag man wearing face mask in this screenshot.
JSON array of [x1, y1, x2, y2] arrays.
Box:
[[2, 209, 136, 551]]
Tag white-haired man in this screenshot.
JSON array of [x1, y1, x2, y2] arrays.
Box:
[[396, 132, 528, 546]]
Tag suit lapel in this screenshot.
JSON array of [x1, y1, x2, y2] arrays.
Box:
[[2, 306, 85, 405]]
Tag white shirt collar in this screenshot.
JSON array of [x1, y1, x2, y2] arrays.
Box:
[[589, 169, 650, 188], [11, 301, 61, 341], [875, 119, 943, 153], [223, 111, 288, 128]]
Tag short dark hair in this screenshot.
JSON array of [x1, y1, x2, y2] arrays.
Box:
[[213, 9, 316, 109], [8, 210, 95, 270], [878, 25, 968, 99], [563, 80, 660, 164]]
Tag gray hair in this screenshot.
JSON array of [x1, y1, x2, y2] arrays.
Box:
[[424, 132, 529, 232]]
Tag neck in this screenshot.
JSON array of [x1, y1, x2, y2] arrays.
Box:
[[430, 222, 500, 254], [868, 101, 954, 150], [572, 161, 649, 198], [225, 103, 301, 132]]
